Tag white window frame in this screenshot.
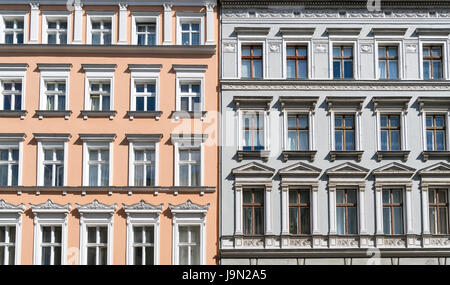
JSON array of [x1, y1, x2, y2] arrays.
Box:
[[80, 135, 115, 187], [238, 40, 266, 79], [176, 13, 204, 45], [283, 111, 315, 151], [38, 66, 70, 112], [0, 134, 25, 186], [76, 200, 116, 265], [42, 11, 71, 45], [419, 40, 448, 80], [130, 66, 160, 112], [30, 200, 70, 265], [174, 66, 205, 113], [131, 13, 160, 45], [0, 200, 25, 265], [86, 12, 116, 45], [127, 134, 161, 187], [421, 111, 450, 152], [376, 111, 408, 151], [237, 109, 270, 152], [178, 81, 202, 112], [35, 134, 70, 187], [170, 200, 209, 265], [123, 200, 162, 265], [329, 41, 358, 80], [282, 40, 312, 79], [0, 65, 27, 112], [375, 41, 404, 80], [83, 66, 115, 112], [0, 12, 27, 44]]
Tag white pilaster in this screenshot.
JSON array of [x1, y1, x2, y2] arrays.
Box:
[[235, 186, 243, 235], [421, 185, 431, 234], [312, 185, 320, 235], [163, 3, 173, 45], [359, 184, 367, 234], [375, 186, 384, 234], [118, 3, 128, 45], [281, 186, 289, 235], [328, 185, 337, 235], [29, 2, 40, 44], [405, 185, 413, 234], [73, 2, 83, 44], [376, 111, 381, 150], [205, 2, 215, 45], [265, 186, 273, 234]]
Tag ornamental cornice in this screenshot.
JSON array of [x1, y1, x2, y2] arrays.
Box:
[[169, 200, 210, 212], [30, 199, 71, 212], [123, 200, 163, 212], [0, 200, 26, 212], [76, 200, 117, 212]]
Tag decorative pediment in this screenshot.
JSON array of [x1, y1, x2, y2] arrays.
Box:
[[232, 162, 275, 177], [326, 162, 369, 177], [326, 96, 365, 111], [76, 200, 117, 213], [372, 162, 416, 177], [278, 162, 321, 178], [419, 162, 450, 177], [169, 200, 210, 213], [123, 200, 163, 213], [30, 199, 71, 213], [0, 200, 26, 212]]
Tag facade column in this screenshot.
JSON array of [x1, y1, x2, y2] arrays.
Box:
[[421, 184, 430, 234], [358, 184, 367, 234], [118, 3, 128, 45], [281, 185, 289, 235], [311, 185, 320, 234], [234, 185, 243, 235], [163, 3, 173, 45], [405, 185, 413, 234], [73, 2, 83, 44], [265, 185, 273, 234], [29, 2, 40, 44], [375, 185, 384, 234], [328, 185, 337, 235], [205, 2, 215, 45]]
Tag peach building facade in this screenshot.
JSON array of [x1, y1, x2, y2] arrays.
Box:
[[0, 0, 218, 265]]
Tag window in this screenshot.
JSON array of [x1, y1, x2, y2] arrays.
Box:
[[426, 115, 446, 151], [137, 23, 156, 45], [40, 226, 62, 265], [132, 226, 154, 265], [91, 19, 112, 45], [44, 81, 66, 111], [242, 45, 263, 78], [178, 147, 200, 187], [0, 147, 19, 186], [242, 112, 264, 151], [134, 81, 156, 111], [429, 189, 449, 235], [423, 46, 442, 79], [287, 114, 309, 151], [88, 148, 109, 186], [46, 19, 67, 44], [86, 226, 108, 265], [181, 22, 200, 45], [378, 46, 398, 79], [0, 225, 16, 265], [178, 225, 200, 265], [286, 46, 307, 79], [42, 147, 64, 187], [382, 189, 404, 235], [333, 46, 353, 79], [89, 81, 111, 111], [243, 189, 264, 236], [134, 148, 155, 187], [3, 18, 23, 44], [179, 83, 200, 112], [336, 189, 357, 235], [334, 115, 355, 151], [289, 190, 310, 235], [1, 80, 22, 110], [380, 115, 401, 151]]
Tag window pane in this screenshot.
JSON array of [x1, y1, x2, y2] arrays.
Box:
[[179, 165, 189, 186], [345, 130, 355, 150], [134, 227, 143, 243], [134, 247, 142, 265], [99, 227, 107, 243], [436, 130, 445, 151], [134, 165, 144, 186], [11, 165, 18, 186], [439, 207, 448, 234], [347, 190, 357, 204], [92, 33, 101, 44], [179, 246, 189, 265], [253, 60, 262, 78], [9, 226, 15, 243], [253, 190, 264, 204], [423, 61, 430, 79], [426, 130, 434, 151], [243, 190, 252, 204], [286, 47, 295, 56], [393, 207, 403, 234], [343, 47, 352, 57], [432, 47, 441, 57], [299, 130, 308, 150], [336, 207, 345, 235], [254, 207, 264, 235], [58, 96, 66, 111], [190, 165, 200, 186], [0, 165, 8, 186], [298, 60, 307, 78], [438, 190, 447, 203], [54, 246, 61, 265], [335, 130, 343, 151], [379, 61, 387, 79], [343, 60, 353, 78], [136, 97, 144, 111], [388, 60, 398, 79], [54, 227, 62, 243], [103, 33, 111, 45], [289, 191, 297, 204], [430, 207, 437, 234], [87, 247, 96, 265], [0, 247, 4, 265], [333, 47, 340, 57], [101, 96, 110, 111], [48, 33, 57, 44], [99, 247, 107, 265], [8, 246, 14, 265], [383, 207, 391, 234], [287, 130, 297, 150], [42, 226, 52, 243], [243, 207, 252, 235], [241, 60, 251, 77], [392, 190, 402, 203], [242, 47, 250, 56], [380, 130, 388, 151], [145, 226, 154, 243], [286, 60, 296, 78], [382, 190, 390, 204], [41, 246, 51, 265], [391, 130, 400, 151], [147, 97, 156, 111], [300, 191, 310, 204], [253, 47, 262, 56], [100, 165, 109, 186], [145, 247, 154, 265], [378, 47, 386, 58], [87, 227, 96, 243], [289, 207, 298, 234], [300, 207, 310, 235], [333, 61, 341, 78], [89, 165, 98, 186], [347, 207, 357, 234], [0, 150, 7, 160], [336, 190, 345, 204], [181, 33, 190, 45], [192, 33, 200, 45], [436, 116, 445, 127], [433, 61, 442, 79], [44, 165, 53, 186]]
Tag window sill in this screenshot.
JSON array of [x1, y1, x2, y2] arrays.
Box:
[[422, 151, 450, 162], [376, 150, 410, 162], [35, 110, 72, 120], [127, 110, 162, 120], [237, 150, 270, 162], [80, 110, 117, 120], [282, 150, 317, 162], [329, 150, 363, 162], [0, 110, 27, 119], [171, 111, 207, 121]]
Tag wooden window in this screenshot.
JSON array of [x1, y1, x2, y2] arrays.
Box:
[[378, 46, 398, 79], [333, 46, 353, 79], [426, 115, 446, 151], [286, 46, 307, 79], [429, 189, 449, 235], [243, 112, 264, 151], [382, 189, 404, 235], [423, 46, 443, 79], [380, 114, 401, 151], [242, 45, 263, 78], [287, 114, 309, 151], [289, 189, 310, 235], [336, 189, 357, 235], [334, 115, 355, 151], [243, 189, 264, 236]]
